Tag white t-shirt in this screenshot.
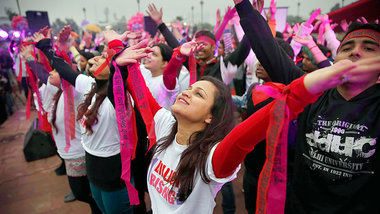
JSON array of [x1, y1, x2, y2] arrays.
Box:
[[140, 65, 179, 110], [147, 108, 240, 214], [177, 66, 190, 94], [40, 81, 85, 159], [75, 74, 120, 157]]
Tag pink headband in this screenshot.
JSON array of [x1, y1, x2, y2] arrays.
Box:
[[338, 29, 380, 52], [195, 36, 216, 46]]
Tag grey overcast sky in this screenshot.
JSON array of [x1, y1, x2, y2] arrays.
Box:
[[1, 0, 358, 27]]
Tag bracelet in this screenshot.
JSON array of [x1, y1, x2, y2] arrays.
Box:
[[309, 45, 318, 50]]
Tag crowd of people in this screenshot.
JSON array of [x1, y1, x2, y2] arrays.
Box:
[[1, 0, 380, 213]]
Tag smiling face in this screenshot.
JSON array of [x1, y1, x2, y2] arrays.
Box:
[[195, 41, 215, 61], [144, 46, 167, 75], [171, 80, 217, 125], [87, 53, 110, 79]]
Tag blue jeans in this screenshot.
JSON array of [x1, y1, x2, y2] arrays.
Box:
[[221, 181, 236, 214], [89, 182, 133, 214]]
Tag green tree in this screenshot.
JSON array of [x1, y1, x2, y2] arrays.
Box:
[[5, 8, 18, 21], [287, 15, 305, 26], [330, 3, 340, 12]]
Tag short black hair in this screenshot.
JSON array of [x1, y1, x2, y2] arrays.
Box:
[[275, 31, 284, 39], [153, 43, 173, 62], [79, 50, 95, 61], [195, 30, 217, 43], [275, 38, 294, 59]]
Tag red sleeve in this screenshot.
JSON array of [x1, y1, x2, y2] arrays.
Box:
[[212, 75, 321, 178], [163, 52, 185, 90]]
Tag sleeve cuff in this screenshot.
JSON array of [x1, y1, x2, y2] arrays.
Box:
[[35, 39, 52, 51]]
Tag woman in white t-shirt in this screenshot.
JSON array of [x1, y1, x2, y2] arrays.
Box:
[[141, 43, 180, 110], [20, 42, 101, 213], [33, 29, 143, 214], [113, 41, 360, 213]]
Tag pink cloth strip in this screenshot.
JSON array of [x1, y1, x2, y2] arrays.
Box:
[[255, 84, 289, 214], [113, 61, 139, 205]]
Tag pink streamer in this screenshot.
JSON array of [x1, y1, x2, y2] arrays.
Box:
[[113, 61, 139, 205], [305, 8, 321, 27], [255, 84, 289, 214]]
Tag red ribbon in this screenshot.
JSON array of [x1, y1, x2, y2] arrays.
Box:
[[38, 49, 53, 72], [188, 56, 197, 85], [17, 57, 23, 82], [126, 63, 157, 155], [253, 83, 289, 214]]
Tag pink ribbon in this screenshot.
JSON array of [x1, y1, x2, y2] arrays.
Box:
[[254, 84, 289, 214], [305, 8, 321, 27], [113, 61, 140, 205]]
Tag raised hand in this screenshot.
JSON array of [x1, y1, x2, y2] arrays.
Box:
[[38, 26, 50, 37], [224, 6, 237, 21], [146, 3, 163, 25], [356, 16, 368, 24], [180, 41, 205, 56], [103, 30, 123, 44], [31, 30, 51, 43], [115, 39, 152, 66], [340, 19, 351, 32], [292, 23, 300, 34], [305, 8, 321, 27], [292, 34, 316, 48], [316, 14, 329, 23], [268, 0, 277, 20], [20, 44, 34, 59], [58, 25, 71, 50], [252, 0, 264, 13], [121, 31, 142, 41]]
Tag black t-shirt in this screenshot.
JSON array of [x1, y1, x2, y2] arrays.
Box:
[[288, 85, 380, 214]]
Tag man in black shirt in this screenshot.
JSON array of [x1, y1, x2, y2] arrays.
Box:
[[234, 0, 380, 213]]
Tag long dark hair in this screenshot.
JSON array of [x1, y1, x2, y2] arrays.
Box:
[[154, 76, 236, 202], [76, 81, 108, 135], [51, 89, 63, 133]]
